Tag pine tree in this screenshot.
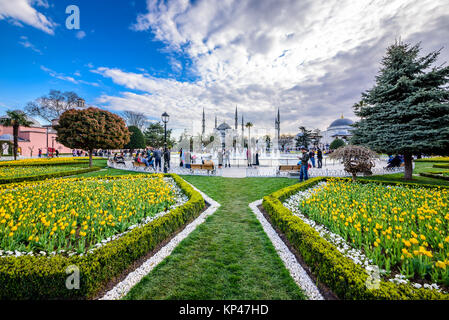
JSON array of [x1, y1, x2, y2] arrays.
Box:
[[352, 41, 449, 180], [124, 125, 145, 149]]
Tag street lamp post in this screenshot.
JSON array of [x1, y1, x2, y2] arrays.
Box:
[[161, 112, 170, 173]]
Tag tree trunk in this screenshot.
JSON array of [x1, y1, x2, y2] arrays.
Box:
[[13, 124, 18, 160], [403, 152, 413, 180], [89, 149, 93, 168], [352, 173, 357, 182]]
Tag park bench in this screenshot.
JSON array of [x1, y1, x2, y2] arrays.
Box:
[[133, 161, 153, 171], [277, 165, 300, 176], [190, 163, 215, 175]]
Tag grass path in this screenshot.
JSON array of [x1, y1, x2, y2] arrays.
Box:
[[123, 176, 306, 300]]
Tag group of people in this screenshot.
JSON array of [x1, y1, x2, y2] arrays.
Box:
[[134, 147, 170, 171], [297, 146, 324, 182], [385, 154, 404, 168]]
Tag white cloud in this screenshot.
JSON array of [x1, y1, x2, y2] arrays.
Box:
[[41, 66, 99, 87], [76, 30, 86, 40], [0, 0, 56, 34], [18, 35, 42, 54], [98, 0, 449, 134]]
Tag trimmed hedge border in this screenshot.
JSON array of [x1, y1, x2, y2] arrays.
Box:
[[262, 177, 449, 300], [0, 160, 89, 167], [415, 158, 449, 163], [433, 164, 449, 169], [0, 167, 101, 185], [0, 173, 205, 299], [419, 172, 449, 181]]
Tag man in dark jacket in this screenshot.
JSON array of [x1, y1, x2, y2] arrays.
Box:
[[153, 148, 162, 171], [298, 146, 310, 182], [317, 148, 323, 168]]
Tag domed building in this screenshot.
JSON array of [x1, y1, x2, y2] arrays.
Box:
[[321, 115, 354, 148]]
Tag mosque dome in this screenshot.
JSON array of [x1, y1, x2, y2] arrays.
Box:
[[328, 117, 353, 128], [217, 122, 231, 130]]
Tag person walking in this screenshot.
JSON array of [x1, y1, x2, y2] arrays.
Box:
[[154, 148, 162, 171], [309, 149, 316, 168], [38, 148, 42, 158], [224, 149, 230, 168], [255, 150, 260, 166], [163, 148, 171, 172], [246, 148, 252, 167], [179, 148, 184, 167], [317, 148, 323, 168], [298, 146, 310, 182], [218, 149, 223, 168]]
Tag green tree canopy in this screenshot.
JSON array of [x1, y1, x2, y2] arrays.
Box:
[[295, 126, 312, 148], [143, 122, 175, 148], [329, 138, 346, 150], [124, 125, 145, 149], [352, 41, 449, 180], [55, 107, 130, 167]]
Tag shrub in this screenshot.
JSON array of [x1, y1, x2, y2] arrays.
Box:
[[0, 167, 100, 184]]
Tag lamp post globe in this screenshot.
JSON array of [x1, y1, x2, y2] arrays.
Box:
[[161, 112, 169, 173]]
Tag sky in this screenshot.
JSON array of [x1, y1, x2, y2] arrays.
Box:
[[1, 0, 449, 138]]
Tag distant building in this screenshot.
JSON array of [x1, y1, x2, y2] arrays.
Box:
[[0, 114, 72, 157], [321, 115, 354, 147]]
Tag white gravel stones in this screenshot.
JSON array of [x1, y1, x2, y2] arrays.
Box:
[[249, 200, 324, 300], [99, 182, 220, 300]]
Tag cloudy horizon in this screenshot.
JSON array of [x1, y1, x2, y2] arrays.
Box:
[[1, 0, 449, 137]]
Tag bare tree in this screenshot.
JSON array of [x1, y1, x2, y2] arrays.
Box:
[[329, 145, 378, 182], [122, 111, 147, 130], [25, 90, 85, 122]]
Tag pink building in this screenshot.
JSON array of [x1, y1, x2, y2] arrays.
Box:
[[0, 115, 72, 157]]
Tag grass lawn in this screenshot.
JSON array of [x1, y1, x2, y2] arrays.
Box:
[[123, 176, 306, 300]]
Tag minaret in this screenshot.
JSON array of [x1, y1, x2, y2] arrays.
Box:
[[235, 106, 238, 130], [215, 115, 217, 129], [277, 108, 281, 140], [202, 108, 205, 135], [241, 114, 244, 146]]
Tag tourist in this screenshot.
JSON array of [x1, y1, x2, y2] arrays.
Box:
[[55, 149, 59, 157], [179, 148, 183, 167], [184, 150, 191, 169], [38, 148, 42, 158], [163, 147, 171, 172], [317, 148, 323, 168], [309, 149, 316, 168], [298, 146, 310, 182], [154, 148, 162, 171], [218, 149, 223, 168], [247, 148, 252, 167], [224, 149, 230, 168], [255, 150, 260, 166]]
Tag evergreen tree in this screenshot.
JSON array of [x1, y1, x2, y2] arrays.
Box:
[[124, 125, 145, 149], [295, 126, 312, 148], [352, 41, 449, 180], [144, 122, 175, 148], [329, 138, 346, 150]]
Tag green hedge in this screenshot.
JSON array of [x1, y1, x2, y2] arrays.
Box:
[[415, 158, 449, 163], [433, 164, 449, 169], [0, 167, 101, 185], [0, 160, 89, 167], [419, 172, 449, 181], [262, 177, 449, 300], [0, 174, 205, 299]]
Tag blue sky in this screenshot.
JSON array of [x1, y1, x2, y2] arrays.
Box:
[[0, 0, 195, 124], [1, 0, 449, 136]]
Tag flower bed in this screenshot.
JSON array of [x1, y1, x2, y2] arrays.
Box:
[[262, 177, 449, 299], [0, 174, 205, 299], [415, 157, 449, 163]]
